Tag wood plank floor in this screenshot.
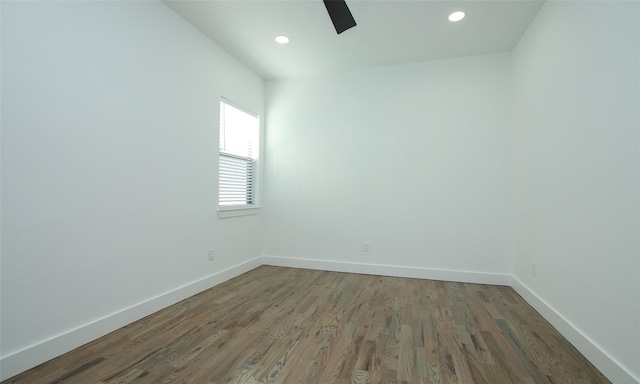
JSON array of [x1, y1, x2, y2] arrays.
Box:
[[4, 266, 609, 384]]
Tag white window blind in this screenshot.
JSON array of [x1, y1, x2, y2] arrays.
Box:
[[219, 101, 259, 207]]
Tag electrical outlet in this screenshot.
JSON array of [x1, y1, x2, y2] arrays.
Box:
[[362, 242, 370, 252], [209, 249, 215, 261], [532, 263, 537, 277]]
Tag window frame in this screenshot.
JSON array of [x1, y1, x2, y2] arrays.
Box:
[[217, 98, 261, 218]]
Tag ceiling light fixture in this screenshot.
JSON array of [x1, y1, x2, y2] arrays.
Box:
[[275, 35, 290, 44], [448, 11, 465, 22]]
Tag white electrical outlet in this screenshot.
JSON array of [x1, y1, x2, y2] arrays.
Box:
[[362, 242, 370, 252], [209, 249, 215, 261], [532, 263, 537, 277]]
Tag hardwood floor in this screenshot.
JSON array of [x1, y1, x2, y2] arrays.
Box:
[[4, 266, 609, 384]]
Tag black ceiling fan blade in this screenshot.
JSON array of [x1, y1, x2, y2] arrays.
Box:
[[323, 0, 357, 34]]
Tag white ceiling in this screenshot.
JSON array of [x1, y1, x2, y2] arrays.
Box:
[[164, 0, 544, 80]]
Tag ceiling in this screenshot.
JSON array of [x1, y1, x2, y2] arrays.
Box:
[[164, 0, 545, 80]]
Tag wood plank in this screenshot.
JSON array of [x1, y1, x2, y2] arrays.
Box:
[[3, 266, 611, 384]]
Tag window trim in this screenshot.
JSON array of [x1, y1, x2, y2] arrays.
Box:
[[218, 98, 261, 218], [217, 206, 261, 219]]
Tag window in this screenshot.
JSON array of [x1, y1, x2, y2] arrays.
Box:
[[219, 100, 259, 211]]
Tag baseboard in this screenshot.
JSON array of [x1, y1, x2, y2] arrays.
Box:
[[265, 256, 638, 383], [511, 276, 639, 384], [4, 258, 635, 384], [262, 255, 512, 286], [0, 256, 263, 382]]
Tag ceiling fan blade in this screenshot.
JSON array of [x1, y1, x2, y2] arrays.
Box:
[[323, 0, 357, 34]]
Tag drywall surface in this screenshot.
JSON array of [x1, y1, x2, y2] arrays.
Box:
[[512, 1, 640, 381], [263, 54, 512, 276], [1, 1, 264, 377]]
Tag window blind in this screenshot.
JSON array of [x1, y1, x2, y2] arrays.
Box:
[[219, 101, 259, 207]]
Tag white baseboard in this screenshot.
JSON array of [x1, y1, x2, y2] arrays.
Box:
[[511, 276, 639, 384], [266, 256, 637, 383], [3, 257, 636, 384], [0, 257, 263, 382], [262, 255, 512, 286]]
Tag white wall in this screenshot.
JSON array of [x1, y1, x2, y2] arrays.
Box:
[[0, 1, 264, 379], [263, 54, 512, 282], [3, 0, 638, 382], [511, 1, 639, 382]]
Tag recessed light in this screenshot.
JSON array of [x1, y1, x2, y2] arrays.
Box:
[[448, 11, 465, 22], [275, 35, 290, 44]]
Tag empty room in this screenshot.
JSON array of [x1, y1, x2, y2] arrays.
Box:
[[1, 0, 638, 383]]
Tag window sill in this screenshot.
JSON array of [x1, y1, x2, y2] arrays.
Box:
[[217, 206, 261, 219]]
